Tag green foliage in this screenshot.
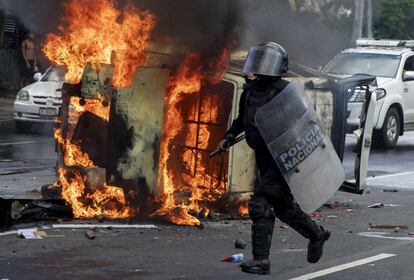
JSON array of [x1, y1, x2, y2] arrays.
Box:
[[375, 0, 414, 39]]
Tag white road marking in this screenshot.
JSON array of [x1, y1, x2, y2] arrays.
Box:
[[367, 171, 414, 181], [0, 141, 37, 146], [359, 232, 414, 241], [289, 253, 396, 280], [347, 171, 414, 184], [0, 230, 17, 236]]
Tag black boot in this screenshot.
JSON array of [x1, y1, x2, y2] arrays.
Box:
[[240, 259, 270, 275], [277, 203, 330, 263], [241, 196, 275, 275], [307, 226, 331, 263]]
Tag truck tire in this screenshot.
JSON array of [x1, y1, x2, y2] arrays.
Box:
[[374, 108, 400, 149]]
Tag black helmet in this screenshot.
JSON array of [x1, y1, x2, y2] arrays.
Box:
[[242, 42, 289, 77]]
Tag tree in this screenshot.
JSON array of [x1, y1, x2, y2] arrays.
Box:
[[375, 0, 414, 39]]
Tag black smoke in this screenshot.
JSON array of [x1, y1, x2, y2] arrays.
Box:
[[0, 0, 352, 68], [0, 0, 62, 34]]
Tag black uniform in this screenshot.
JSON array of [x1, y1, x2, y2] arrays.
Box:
[[223, 76, 322, 260]]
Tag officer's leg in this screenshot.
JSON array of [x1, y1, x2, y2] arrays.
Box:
[[262, 167, 330, 264], [240, 194, 273, 275]]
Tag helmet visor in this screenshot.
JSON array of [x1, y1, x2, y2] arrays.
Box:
[[242, 46, 286, 76]]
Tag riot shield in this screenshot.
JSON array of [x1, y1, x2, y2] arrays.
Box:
[[255, 80, 345, 213]]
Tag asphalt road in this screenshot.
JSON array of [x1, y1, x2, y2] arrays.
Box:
[[0, 126, 57, 199], [0, 128, 414, 279]]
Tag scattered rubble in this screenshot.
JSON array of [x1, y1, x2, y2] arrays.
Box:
[[85, 229, 96, 239], [369, 223, 408, 230], [17, 228, 43, 239], [383, 189, 398, 193], [221, 253, 244, 263], [235, 239, 246, 249], [368, 203, 384, 209], [308, 213, 321, 219]]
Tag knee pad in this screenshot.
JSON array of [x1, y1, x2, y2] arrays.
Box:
[[248, 196, 275, 221]]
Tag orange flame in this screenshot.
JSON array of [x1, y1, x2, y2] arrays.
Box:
[[58, 168, 134, 218], [238, 202, 249, 216], [55, 95, 110, 168], [54, 84, 134, 218], [45, 0, 152, 219], [43, 0, 155, 87], [154, 49, 231, 225]]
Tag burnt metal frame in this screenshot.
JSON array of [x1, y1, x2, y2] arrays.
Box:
[[335, 75, 376, 194], [180, 90, 228, 191]]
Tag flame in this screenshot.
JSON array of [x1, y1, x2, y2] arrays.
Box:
[[54, 85, 134, 218], [55, 127, 95, 167], [154, 49, 231, 225], [43, 0, 155, 87], [58, 168, 134, 218], [55, 95, 110, 168], [238, 202, 249, 216], [54, 95, 135, 218]]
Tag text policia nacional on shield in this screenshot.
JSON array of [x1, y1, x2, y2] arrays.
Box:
[[279, 124, 324, 172]]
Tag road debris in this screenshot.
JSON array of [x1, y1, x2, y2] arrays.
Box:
[[17, 228, 43, 239], [383, 189, 398, 193], [369, 223, 408, 230], [368, 203, 384, 208], [221, 253, 244, 263], [280, 225, 289, 229], [308, 213, 321, 219], [323, 200, 353, 210], [85, 229, 96, 239], [235, 239, 246, 249]]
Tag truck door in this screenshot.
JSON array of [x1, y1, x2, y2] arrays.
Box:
[[340, 75, 377, 194], [402, 55, 414, 124]]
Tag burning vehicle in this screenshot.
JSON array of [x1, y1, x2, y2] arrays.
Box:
[[0, 0, 378, 227]]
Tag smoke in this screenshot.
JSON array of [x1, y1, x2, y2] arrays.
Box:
[[0, 0, 62, 34], [236, 0, 352, 67], [0, 0, 351, 67], [136, 0, 352, 67], [135, 0, 239, 55]]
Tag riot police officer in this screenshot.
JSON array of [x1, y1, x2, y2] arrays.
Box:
[[217, 42, 331, 275]]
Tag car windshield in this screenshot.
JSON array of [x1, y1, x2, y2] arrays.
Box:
[[41, 67, 65, 82], [323, 52, 401, 78]]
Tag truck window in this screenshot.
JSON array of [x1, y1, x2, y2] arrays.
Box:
[[403, 56, 414, 72], [323, 53, 401, 78]]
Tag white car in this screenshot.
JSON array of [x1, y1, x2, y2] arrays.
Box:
[[322, 39, 414, 149], [14, 67, 65, 132]]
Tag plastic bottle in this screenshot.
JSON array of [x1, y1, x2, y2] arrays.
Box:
[[231, 253, 244, 263]]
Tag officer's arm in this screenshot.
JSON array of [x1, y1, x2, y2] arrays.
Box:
[[222, 90, 246, 142]]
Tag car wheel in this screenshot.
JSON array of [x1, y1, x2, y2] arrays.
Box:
[[15, 121, 32, 133], [374, 108, 400, 149]]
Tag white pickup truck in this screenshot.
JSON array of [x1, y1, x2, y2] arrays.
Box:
[[322, 39, 414, 149]]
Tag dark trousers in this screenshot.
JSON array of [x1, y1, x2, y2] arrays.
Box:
[[249, 146, 321, 259]]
